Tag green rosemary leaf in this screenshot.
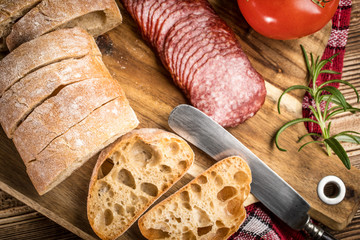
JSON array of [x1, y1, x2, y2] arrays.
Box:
[[298, 140, 324, 152], [319, 79, 359, 102], [319, 86, 348, 110], [300, 45, 312, 77], [320, 94, 352, 108], [324, 138, 351, 169], [326, 107, 360, 121], [335, 134, 360, 144], [298, 132, 322, 143], [334, 131, 360, 144], [275, 118, 319, 151], [319, 70, 341, 75], [308, 105, 320, 121], [277, 85, 312, 113], [323, 95, 333, 119]]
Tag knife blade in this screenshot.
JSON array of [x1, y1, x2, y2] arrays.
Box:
[[168, 104, 336, 240]]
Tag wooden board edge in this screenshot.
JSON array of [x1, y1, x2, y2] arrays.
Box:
[[0, 181, 98, 240], [309, 184, 360, 231]]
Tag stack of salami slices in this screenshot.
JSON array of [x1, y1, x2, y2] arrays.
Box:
[[122, 0, 266, 127]]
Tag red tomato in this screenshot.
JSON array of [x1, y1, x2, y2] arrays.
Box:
[[237, 0, 339, 40]]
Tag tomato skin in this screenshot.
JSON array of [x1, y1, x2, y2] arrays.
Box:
[[237, 0, 340, 40]]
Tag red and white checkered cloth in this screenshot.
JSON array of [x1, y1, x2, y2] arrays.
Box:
[[230, 1, 352, 239]]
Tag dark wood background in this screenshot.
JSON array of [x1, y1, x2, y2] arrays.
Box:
[[1, 0, 359, 239]]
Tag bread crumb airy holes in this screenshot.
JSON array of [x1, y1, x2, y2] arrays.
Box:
[[118, 168, 136, 189], [104, 209, 113, 226], [130, 192, 139, 204], [234, 171, 248, 184], [194, 207, 211, 226], [128, 140, 161, 167], [114, 203, 124, 215], [146, 228, 170, 239], [97, 181, 111, 197], [160, 164, 172, 173], [197, 175, 208, 184], [126, 206, 135, 217], [214, 227, 230, 239], [190, 183, 201, 193], [197, 225, 213, 236], [168, 141, 180, 154], [140, 182, 159, 197], [182, 202, 192, 211], [226, 197, 243, 217], [216, 220, 225, 228], [182, 230, 196, 240], [180, 191, 190, 202], [97, 158, 114, 180], [178, 161, 188, 171], [215, 175, 224, 186], [217, 186, 237, 202]]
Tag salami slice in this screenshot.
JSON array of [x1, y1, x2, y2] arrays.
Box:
[[189, 50, 266, 127], [121, 0, 266, 127]]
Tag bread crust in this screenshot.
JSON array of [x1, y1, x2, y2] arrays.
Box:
[[0, 55, 111, 138], [87, 128, 195, 240], [27, 96, 139, 195], [138, 156, 252, 240], [6, 0, 122, 51], [0, 27, 101, 97], [12, 77, 124, 165], [0, 0, 42, 51]]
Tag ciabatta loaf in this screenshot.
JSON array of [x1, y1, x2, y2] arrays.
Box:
[[0, 0, 42, 51], [27, 95, 139, 195], [138, 156, 252, 240], [0, 55, 111, 138], [0, 27, 101, 97], [87, 128, 195, 240], [12, 77, 123, 165], [6, 0, 122, 51]]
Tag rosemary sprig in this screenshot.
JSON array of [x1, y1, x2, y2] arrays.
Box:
[[275, 45, 360, 170]]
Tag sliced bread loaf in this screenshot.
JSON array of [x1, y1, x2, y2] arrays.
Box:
[[12, 77, 124, 165], [0, 27, 101, 97], [6, 0, 122, 51], [138, 156, 252, 240], [0, 0, 42, 51], [87, 128, 195, 240], [27, 95, 139, 195], [0, 55, 111, 138]]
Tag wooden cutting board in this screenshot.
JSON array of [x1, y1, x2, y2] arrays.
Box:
[[1, 1, 360, 239]]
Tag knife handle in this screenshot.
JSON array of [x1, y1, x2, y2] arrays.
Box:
[[304, 219, 337, 240]]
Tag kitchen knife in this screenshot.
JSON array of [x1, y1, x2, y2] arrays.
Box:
[[168, 104, 336, 240]]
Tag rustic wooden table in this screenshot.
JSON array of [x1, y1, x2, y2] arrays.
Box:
[[1, 1, 359, 239]]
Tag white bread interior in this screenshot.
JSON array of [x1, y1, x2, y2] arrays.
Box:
[[87, 128, 195, 240], [138, 156, 252, 240]]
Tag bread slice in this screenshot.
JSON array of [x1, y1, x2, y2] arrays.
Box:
[[6, 0, 122, 51], [0, 0, 42, 51], [0, 27, 101, 97], [138, 156, 252, 240], [87, 128, 195, 240], [12, 77, 124, 165], [27, 95, 139, 195], [0, 55, 111, 139]]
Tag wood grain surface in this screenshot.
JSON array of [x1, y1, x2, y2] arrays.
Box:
[[1, 0, 360, 239]]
